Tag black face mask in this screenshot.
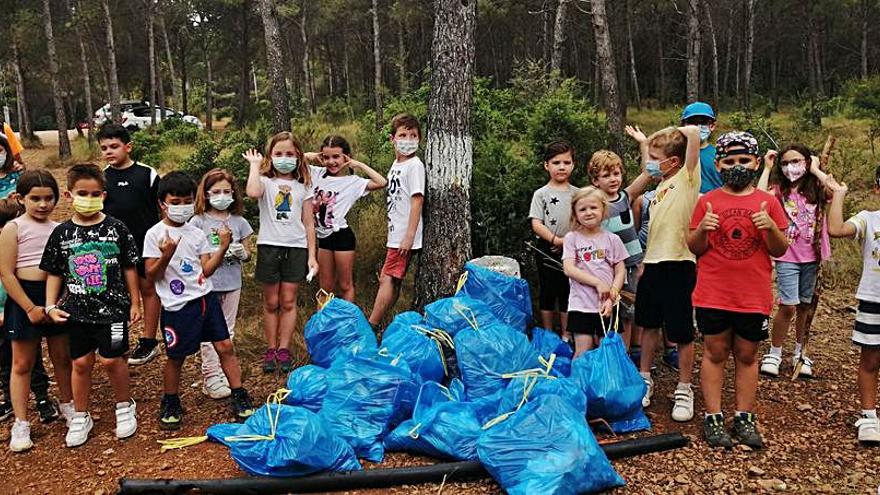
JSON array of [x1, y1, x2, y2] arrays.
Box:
[[720, 165, 756, 191]]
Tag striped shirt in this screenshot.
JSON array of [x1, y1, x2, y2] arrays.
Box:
[[602, 190, 643, 267]]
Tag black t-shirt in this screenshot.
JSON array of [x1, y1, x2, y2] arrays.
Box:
[[40, 216, 140, 324], [103, 161, 160, 253]]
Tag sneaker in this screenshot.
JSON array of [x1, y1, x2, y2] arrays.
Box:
[[262, 348, 277, 373], [128, 338, 160, 365], [671, 385, 695, 422], [231, 389, 256, 420], [641, 375, 654, 408], [792, 354, 814, 378], [276, 348, 294, 373], [36, 398, 60, 424], [158, 395, 183, 431], [703, 414, 733, 449], [0, 401, 14, 422], [663, 348, 680, 371], [760, 353, 782, 377], [115, 400, 138, 439], [202, 374, 232, 400], [856, 416, 880, 443], [731, 412, 764, 449], [59, 401, 75, 426], [9, 419, 32, 452], [65, 412, 94, 448]]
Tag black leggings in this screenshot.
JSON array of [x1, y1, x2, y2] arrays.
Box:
[[0, 333, 51, 402]]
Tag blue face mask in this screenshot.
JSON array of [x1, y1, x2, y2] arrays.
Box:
[[272, 157, 298, 174], [699, 125, 712, 142], [646, 160, 664, 178]]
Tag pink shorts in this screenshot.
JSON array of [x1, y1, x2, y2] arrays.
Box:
[[381, 248, 420, 280]]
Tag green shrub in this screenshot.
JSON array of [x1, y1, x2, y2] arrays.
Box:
[[726, 111, 784, 153], [130, 128, 165, 166]]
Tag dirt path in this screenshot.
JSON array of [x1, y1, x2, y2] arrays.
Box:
[[2, 139, 878, 494]]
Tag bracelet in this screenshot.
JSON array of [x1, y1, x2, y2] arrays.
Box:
[[44, 305, 57, 316], [25, 305, 36, 314]]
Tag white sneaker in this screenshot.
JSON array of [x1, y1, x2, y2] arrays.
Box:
[[856, 416, 880, 443], [202, 374, 231, 400], [65, 412, 94, 448], [9, 419, 32, 452], [59, 401, 76, 426], [792, 354, 814, 377], [671, 386, 695, 422], [641, 375, 654, 408], [115, 400, 138, 439], [760, 353, 782, 376]]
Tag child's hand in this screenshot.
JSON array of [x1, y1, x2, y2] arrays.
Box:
[[159, 232, 180, 259], [47, 306, 69, 324], [347, 157, 365, 171], [399, 236, 414, 257], [825, 175, 848, 194], [217, 225, 233, 247], [764, 150, 777, 169], [810, 155, 821, 173], [676, 125, 701, 140], [26, 306, 47, 325], [228, 242, 248, 260], [242, 149, 264, 167], [698, 202, 720, 232], [751, 202, 775, 230], [625, 125, 647, 144], [596, 282, 612, 301], [552, 235, 564, 249], [304, 152, 321, 164], [307, 257, 319, 279], [129, 305, 142, 326], [600, 298, 613, 317]]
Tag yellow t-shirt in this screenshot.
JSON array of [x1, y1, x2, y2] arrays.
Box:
[[643, 165, 701, 263]]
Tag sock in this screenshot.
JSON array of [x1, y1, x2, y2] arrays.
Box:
[[163, 393, 180, 403], [676, 382, 692, 391], [116, 401, 131, 409], [639, 371, 651, 380], [630, 345, 641, 352], [705, 412, 723, 420], [769, 346, 783, 357], [735, 410, 753, 419], [664, 346, 676, 355], [794, 343, 803, 356], [862, 409, 877, 418]]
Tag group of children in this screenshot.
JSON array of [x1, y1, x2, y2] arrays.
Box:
[[530, 101, 880, 448], [0, 113, 425, 452]]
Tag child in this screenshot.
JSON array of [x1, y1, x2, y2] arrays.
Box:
[[191, 168, 253, 399], [681, 101, 722, 193], [97, 124, 162, 366], [529, 140, 579, 339], [826, 171, 880, 442], [144, 172, 255, 429], [588, 132, 652, 349], [368, 113, 425, 329], [562, 187, 627, 358], [633, 125, 701, 422], [306, 135, 387, 301], [757, 145, 831, 378], [0, 170, 73, 452], [687, 132, 788, 449], [244, 132, 318, 373], [41, 164, 140, 447]]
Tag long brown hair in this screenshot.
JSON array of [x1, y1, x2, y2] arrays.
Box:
[[772, 143, 825, 206], [195, 168, 244, 215], [261, 132, 311, 186]]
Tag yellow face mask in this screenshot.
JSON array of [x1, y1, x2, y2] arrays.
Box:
[[72, 195, 104, 215]]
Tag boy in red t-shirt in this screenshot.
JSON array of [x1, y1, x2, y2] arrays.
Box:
[[687, 131, 789, 450]]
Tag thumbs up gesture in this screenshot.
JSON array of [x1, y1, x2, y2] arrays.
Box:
[[751, 201, 774, 230], [698, 202, 720, 232]]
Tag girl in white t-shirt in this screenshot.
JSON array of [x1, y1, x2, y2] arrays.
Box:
[[244, 132, 317, 374], [304, 135, 386, 301]]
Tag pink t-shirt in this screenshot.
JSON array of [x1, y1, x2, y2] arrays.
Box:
[[562, 229, 628, 313], [10, 215, 58, 269], [773, 187, 831, 263]]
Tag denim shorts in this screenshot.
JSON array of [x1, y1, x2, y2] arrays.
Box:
[[775, 261, 818, 306]]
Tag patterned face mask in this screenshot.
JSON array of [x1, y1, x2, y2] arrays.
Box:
[[720, 165, 757, 191]]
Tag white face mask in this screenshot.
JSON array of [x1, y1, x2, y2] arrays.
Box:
[[165, 203, 194, 224], [395, 139, 419, 156], [699, 125, 712, 142], [272, 157, 298, 174], [209, 194, 234, 211], [0, 152, 7, 164]]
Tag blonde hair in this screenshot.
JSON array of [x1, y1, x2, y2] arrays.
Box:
[[647, 127, 687, 163], [587, 150, 625, 181], [195, 168, 244, 215], [261, 131, 311, 186], [570, 186, 609, 228]]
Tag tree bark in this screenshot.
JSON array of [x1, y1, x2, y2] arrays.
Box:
[[157, 49, 166, 120], [862, 0, 870, 78], [589, 0, 625, 149], [102, 0, 122, 123], [236, 0, 250, 126], [205, 56, 213, 132], [71, 0, 95, 144], [300, 0, 316, 114], [180, 32, 188, 115], [397, 1, 408, 93], [414, 0, 476, 307], [10, 34, 34, 141], [722, 3, 734, 96], [543, 0, 552, 70], [146, 0, 157, 125], [372, 0, 384, 128], [42, 0, 71, 159], [625, 0, 640, 110], [159, 12, 176, 98], [742, 0, 756, 109], [258, 0, 292, 132], [550, 0, 570, 75], [703, 0, 719, 106], [685, 0, 701, 103]]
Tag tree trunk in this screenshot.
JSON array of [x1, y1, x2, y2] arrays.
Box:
[[75, 13, 95, 144], [236, 0, 250, 126], [625, 0, 640, 110], [372, 0, 384, 128], [205, 56, 213, 132], [550, 0, 570, 75], [158, 13, 176, 98], [300, 1, 316, 114], [685, 0, 701, 103], [722, 4, 734, 96], [543, 0, 552, 70], [703, 0, 719, 106], [770, 47, 778, 110], [102, 0, 122, 123], [180, 34, 188, 115], [742, 0, 756, 109], [258, 0, 292, 133], [146, 1, 157, 126], [157, 50, 167, 120], [42, 0, 71, 159], [589, 0, 625, 150], [862, 0, 870, 78], [10, 35, 34, 141], [658, 19, 666, 107], [414, 0, 476, 307], [397, 2, 408, 93]]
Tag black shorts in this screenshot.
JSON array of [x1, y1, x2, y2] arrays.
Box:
[[695, 307, 769, 342], [535, 244, 569, 312], [68, 320, 129, 360], [160, 293, 230, 359], [318, 227, 357, 251], [255, 245, 309, 284], [567, 311, 611, 338], [634, 261, 696, 344], [4, 280, 68, 341]]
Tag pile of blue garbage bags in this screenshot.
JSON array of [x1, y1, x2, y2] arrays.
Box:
[[208, 262, 650, 494]]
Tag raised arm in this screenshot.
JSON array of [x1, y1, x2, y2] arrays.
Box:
[[243, 149, 265, 199], [757, 150, 777, 191], [826, 177, 856, 238], [349, 158, 387, 191], [676, 125, 702, 174]]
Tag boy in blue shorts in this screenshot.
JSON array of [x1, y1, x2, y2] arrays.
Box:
[[143, 172, 254, 429]]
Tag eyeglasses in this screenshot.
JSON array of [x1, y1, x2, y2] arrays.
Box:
[[781, 159, 806, 167]]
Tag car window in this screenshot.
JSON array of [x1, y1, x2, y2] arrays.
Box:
[[132, 107, 152, 117]]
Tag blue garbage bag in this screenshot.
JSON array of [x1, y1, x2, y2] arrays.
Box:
[[384, 381, 482, 461], [381, 312, 448, 383], [570, 331, 651, 433], [495, 375, 586, 417], [319, 353, 415, 462], [304, 297, 378, 368], [455, 322, 540, 400], [477, 394, 625, 494], [207, 403, 361, 477], [530, 328, 574, 377], [457, 262, 532, 331], [423, 295, 499, 337], [284, 365, 327, 412]]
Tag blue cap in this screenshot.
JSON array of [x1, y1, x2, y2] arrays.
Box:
[[681, 101, 716, 121]]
